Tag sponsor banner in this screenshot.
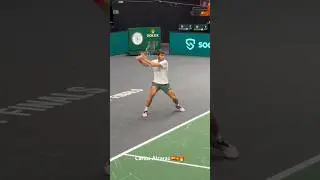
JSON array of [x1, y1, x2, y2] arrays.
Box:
[[169, 32, 210, 57], [128, 27, 161, 55]]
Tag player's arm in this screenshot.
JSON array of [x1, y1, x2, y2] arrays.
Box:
[[139, 58, 150, 67], [140, 55, 162, 67], [136, 53, 150, 67]]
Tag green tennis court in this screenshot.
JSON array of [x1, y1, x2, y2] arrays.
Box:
[[110, 111, 210, 180]]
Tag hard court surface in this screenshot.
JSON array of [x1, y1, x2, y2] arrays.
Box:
[[110, 55, 210, 179]]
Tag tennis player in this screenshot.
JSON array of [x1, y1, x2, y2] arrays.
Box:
[[137, 51, 185, 118]]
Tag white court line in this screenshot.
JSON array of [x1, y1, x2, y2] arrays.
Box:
[[110, 110, 210, 162], [266, 154, 320, 180], [123, 153, 210, 170]]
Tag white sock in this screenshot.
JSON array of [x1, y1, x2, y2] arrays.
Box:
[[144, 107, 148, 111]]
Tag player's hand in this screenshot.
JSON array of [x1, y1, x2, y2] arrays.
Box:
[[136, 55, 143, 60], [141, 52, 148, 58], [136, 56, 143, 64]]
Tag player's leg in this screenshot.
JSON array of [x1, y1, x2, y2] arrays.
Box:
[[211, 114, 239, 159], [142, 83, 159, 118], [165, 85, 185, 112]]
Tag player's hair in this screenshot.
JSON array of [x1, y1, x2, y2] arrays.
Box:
[[156, 50, 165, 56]]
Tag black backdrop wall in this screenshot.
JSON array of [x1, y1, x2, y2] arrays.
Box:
[[112, 0, 209, 42]]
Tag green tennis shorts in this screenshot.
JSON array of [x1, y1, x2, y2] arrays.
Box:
[[152, 82, 171, 93]]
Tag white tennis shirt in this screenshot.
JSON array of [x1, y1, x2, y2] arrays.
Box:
[[152, 59, 169, 84]]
